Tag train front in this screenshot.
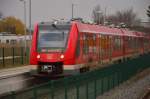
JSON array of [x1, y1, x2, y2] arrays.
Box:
[[30, 21, 71, 75]]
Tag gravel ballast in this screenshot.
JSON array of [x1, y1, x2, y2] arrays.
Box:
[[97, 68, 150, 99]]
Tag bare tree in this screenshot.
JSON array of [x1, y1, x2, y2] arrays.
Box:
[[0, 12, 3, 19], [107, 8, 138, 27], [147, 5, 150, 21], [92, 5, 104, 24]]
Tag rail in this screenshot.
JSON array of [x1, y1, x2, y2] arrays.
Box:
[[1, 53, 150, 99]]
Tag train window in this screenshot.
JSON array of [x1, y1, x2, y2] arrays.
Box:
[[83, 33, 89, 54], [37, 24, 70, 52], [105, 35, 109, 56], [133, 37, 136, 49], [135, 38, 138, 49], [144, 39, 148, 45], [85, 34, 89, 54], [83, 33, 86, 40], [93, 34, 96, 40], [129, 37, 132, 48], [89, 33, 94, 54], [114, 36, 121, 50], [128, 37, 135, 49], [137, 38, 140, 48], [80, 33, 83, 40]]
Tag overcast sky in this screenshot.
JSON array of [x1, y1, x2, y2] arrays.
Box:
[[0, 0, 150, 27]]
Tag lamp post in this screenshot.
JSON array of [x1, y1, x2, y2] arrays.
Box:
[[20, 0, 27, 55], [72, 4, 75, 19], [29, 0, 32, 40], [96, 10, 102, 24], [71, 3, 77, 19], [104, 7, 107, 25]]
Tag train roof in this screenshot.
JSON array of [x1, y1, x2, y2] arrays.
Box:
[[74, 21, 146, 37], [39, 21, 71, 30], [39, 21, 71, 25], [37, 21, 148, 38]]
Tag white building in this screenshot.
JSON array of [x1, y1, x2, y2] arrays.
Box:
[[0, 32, 31, 44]]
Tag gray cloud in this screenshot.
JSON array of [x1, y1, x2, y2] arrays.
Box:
[[0, 0, 149, 27]]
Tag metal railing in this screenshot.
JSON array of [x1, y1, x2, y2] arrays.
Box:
[[0, 47, 30, 68], [1, 53, 150, 99]]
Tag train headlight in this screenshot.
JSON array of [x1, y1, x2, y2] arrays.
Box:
[[37, 54, 40, 59], [60, 55, 64, 59]]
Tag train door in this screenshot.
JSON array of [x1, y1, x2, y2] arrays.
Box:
[[135, 37, 139, 54], [140, 37, 144, 54], [100, 34, 105, 61], [80, 32, 88, 63], [113, 36, 122, 57], [93, 34, 97, 61], [99, 34, 103, 63], [98, 34, 101, 63], [108, 35, 112, 61], [105, 35, 112, 62], [83, 33, 89, 62], [100, 35, 109, 61], [79, 32, 83, 63]]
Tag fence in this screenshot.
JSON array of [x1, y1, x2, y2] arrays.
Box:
[[0, 47, 30, 68], [1, 53, 150, 99]]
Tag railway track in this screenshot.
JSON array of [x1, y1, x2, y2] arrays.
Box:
[[0, 71, 71, 98]]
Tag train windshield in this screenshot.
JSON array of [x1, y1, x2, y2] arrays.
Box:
[[37, 24, 70, 52]]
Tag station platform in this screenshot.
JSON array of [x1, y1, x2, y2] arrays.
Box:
[[0, 65, 36, 79]]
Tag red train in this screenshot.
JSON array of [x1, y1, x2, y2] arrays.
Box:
[[30, 20, 150, 75]]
